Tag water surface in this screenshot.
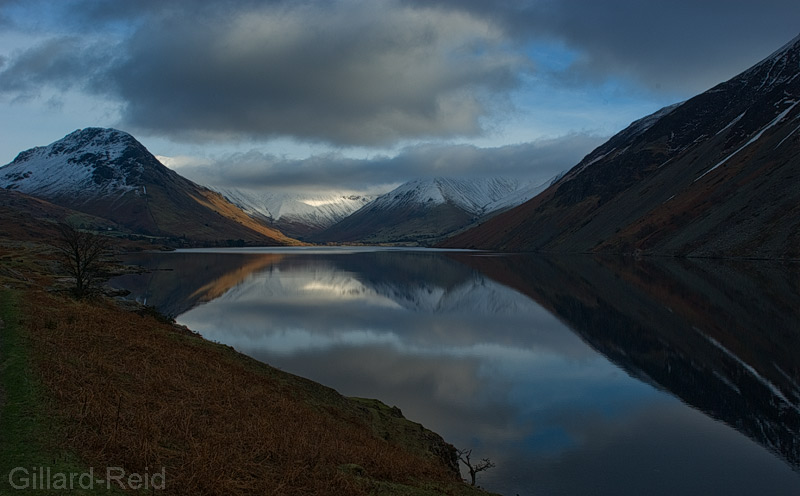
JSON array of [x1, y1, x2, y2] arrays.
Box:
[[112, 248, 800, 495]]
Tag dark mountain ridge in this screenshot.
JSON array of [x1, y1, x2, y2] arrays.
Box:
[[450, 253, 800, 472], [442, 33, 800, 258]]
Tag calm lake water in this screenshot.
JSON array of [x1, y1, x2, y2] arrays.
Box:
[[112, 247, 800, 496]]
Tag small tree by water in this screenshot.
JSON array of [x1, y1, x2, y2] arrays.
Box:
[[53, 223, 110, 298], [457, 448, 495, 486]]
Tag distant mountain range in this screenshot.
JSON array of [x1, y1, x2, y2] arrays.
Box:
[[0, 128, 300, 246], [0, 128, 553, 246], [3, 33, 799, 256], [210, 187, 376, 240], [443, 33, 800, 259], [310, 176, 557, 244], [213, 176, 558, 244]]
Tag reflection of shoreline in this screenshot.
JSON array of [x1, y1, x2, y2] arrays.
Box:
[[114, 251, 487, 317], [452, 253, 800, 471], [189, 254, 285, 302], [111, 249, 800, 494], [111, 252, 287, 317]]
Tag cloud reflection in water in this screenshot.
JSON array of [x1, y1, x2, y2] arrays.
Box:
[[115, 250, 800, 495]]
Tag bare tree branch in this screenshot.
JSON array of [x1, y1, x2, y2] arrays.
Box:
[[457, 448, 496, 486]]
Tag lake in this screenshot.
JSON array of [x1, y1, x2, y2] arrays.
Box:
[[111, 247, 800, 496]]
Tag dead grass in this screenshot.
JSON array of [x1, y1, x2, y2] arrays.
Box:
[[20, 290, 464, 495]]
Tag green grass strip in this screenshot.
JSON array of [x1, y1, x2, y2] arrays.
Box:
[[0, 290, 125, 494]]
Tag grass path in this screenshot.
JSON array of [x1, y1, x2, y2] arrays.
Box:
[[0, 290, 128, 494]]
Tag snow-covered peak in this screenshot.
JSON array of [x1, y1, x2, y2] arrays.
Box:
[[0, 127, 152, 200], [368, 176, 553, 216], [212, 187, 378, 229]]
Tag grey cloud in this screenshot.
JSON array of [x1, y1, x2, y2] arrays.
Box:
[[1, 0, 528, 146], [0, 36, 115, 96], [405, 0, 800, 95], [176, 134, 604, 191], [544, 0, 800, 94], [5, 0, 796, 147], [115, 2, 524, 146]]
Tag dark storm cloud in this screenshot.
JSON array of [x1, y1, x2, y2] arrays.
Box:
[[0, 37, 113, 98], [539, 0, 800, 94], [117, 3, 524, 145], [2, 0, 799, 146], [1, 0, 527, 146], [405, 0, 800, 95], [175, 134, 604, 191]]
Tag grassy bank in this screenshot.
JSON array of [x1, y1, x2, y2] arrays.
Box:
[[0, 271, 490, 495], [0, 289, 127, 494]]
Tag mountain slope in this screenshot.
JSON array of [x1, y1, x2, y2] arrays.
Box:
[[0, 188, 114, 243], [212, 187, 375, 240], [443, 33, 800, 258], [314, 176, 553, 244], [0, 128, 301, 246]]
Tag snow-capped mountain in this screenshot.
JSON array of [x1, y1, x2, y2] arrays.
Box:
[[0, 128, 299, 246], [313, 176, 557, 244], [445, 32, 800, 258], [1, 128, 148, 200], [365, 177, 549, 216], [212, 187, 376, 239]]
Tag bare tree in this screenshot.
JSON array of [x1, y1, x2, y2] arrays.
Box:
[[457, 448, 495, 487], [53, 223, 110, 298]]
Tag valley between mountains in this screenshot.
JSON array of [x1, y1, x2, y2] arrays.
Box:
[[2, 25, 800, 496], [3, 33, 800, 258]]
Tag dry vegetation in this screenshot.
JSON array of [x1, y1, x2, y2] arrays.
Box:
[[0, 199, 489, 495], [12, 287, 480, 495]]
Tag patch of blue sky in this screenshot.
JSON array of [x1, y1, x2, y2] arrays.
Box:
[[484, 349, 667, 421]]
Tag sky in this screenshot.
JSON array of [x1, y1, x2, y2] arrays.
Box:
[[1, 0, 799, 194]]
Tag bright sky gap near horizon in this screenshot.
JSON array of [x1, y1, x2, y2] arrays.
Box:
[[2, 0, 799, 194]]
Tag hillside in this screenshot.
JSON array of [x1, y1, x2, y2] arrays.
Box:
[[0, 235, 491, 496], [315, 177, 553, 244], [0, 128, 301, 246], [442, 34, 800, 259], [0, 188, 117, 243]]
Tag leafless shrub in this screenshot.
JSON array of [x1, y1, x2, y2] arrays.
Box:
[[457, 448, 495, 486]]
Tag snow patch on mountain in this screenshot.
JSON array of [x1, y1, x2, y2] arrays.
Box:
[[0, 128, 144, 200], [695, 99, 800, 181], [213, 187, 378, 230], [484, 173, 562, 213], [559, 102, 685, 185], [744, 32, 800, 91], [368, 176, 557, 217], [621, 101, 685, 140]]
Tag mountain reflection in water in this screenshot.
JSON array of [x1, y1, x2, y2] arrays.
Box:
[[112, 248, 800, 496]]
